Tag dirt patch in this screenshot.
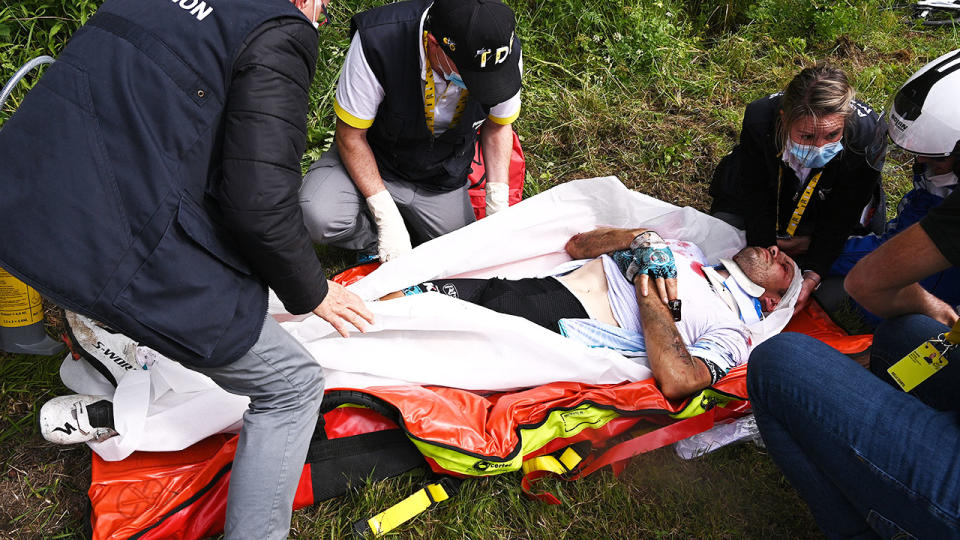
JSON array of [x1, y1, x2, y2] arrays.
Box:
[[0, 413, 90, 538], [0, 350, 90, 538]]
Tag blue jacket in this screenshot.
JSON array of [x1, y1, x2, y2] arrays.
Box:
[[831, 166, 960, 307], [0, 0, 324, 367]]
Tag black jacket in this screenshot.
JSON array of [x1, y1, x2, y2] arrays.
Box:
[[710, 93, 883, 276], [351, 0, 492, 191], [214, 19, 328, 314], [0, 0, 325, 367]]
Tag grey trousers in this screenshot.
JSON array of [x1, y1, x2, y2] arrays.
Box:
[[191, 316, 324, 540], [299, 147, 476, 252]]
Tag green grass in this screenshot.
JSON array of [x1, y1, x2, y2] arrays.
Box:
[[2, 0, 960, 537]]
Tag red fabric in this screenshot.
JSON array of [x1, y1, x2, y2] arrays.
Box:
[[89, 434, 235, 540], [331, 262, 382, 287], [783, 300, 873, 354], [570, 412, 717, 479], [323, 406, 400, 438], [467, 130, 525, 220]]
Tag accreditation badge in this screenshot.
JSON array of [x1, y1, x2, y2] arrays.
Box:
[[887, 319, 960, 393]]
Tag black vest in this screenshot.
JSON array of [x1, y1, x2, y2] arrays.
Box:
[[0, 0, 307, 367], [351, 0, 490, 191]]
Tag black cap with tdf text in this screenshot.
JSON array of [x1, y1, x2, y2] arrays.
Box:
[[427, 0, 522, 106]]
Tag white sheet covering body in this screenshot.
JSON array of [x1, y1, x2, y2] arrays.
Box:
[[60, 177, 799, 460]]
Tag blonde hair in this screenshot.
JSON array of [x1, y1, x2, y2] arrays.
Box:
[[777, 65, 855, 151]]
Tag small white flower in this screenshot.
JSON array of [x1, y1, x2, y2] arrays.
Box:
[[613, 32, 623, 41]]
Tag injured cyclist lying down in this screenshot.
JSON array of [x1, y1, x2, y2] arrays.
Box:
[[42, 178, 802, 460], [380, 227, 796, 399]]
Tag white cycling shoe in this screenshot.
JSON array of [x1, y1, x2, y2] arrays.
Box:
[[39, 395, 117, 444]]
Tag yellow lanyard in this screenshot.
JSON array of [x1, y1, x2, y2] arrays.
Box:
[[422, 31, 469, 135], [945, 319, 960, 345], [776, 166, 823, 237]]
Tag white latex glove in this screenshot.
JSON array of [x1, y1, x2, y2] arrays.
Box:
[[366, 190, 412, 261], [485, 181, 510, 216]]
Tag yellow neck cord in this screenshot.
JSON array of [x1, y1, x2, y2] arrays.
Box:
[[777, 165, 824, 237], [422, 31, 469, 135]]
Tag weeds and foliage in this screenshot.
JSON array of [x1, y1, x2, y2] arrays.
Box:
[[1, 0, 960, 537], [285, 443, 820, 539]]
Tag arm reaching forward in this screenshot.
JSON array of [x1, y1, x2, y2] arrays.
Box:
[[845, 223, 958, 326]]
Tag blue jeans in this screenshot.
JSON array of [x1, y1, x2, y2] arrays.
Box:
[[747, 320, 960, 539], [193, 316, 324, 540]]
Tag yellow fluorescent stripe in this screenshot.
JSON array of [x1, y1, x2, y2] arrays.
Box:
[[334, 100, 374, 129]]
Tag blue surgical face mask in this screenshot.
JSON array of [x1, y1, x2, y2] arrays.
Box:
[[444, 71, 467, 90], [788, 139, 844, 168]]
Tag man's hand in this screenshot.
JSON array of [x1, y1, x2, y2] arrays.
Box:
[[479, 121, 513, 216], [793, 270, 819, 315], [312, 280, 375, 337], [366, 190, 412, 261], [776, 235, 811, 256], [337, 120, 412, 261], [485, 181, 510, 215], [630, 231, 678, 303], [846, 223, 956, 325]]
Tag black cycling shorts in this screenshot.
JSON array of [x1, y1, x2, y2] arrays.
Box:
[[421, 277, 588, 334]]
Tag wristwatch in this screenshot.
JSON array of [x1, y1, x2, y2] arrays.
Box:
[[801, 270, 821, 291]]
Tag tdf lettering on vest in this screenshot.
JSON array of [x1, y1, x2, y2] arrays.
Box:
[[172, 0, 214, 22]]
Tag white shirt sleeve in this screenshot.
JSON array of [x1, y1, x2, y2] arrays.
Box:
[[333, 32, 385, 129], [487, 53, 523, 125]]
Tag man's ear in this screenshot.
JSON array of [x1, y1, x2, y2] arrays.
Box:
[[759, 293, 778, 313]]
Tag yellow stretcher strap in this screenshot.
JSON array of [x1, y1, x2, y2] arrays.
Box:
[[521, 446, 583, 476], [355, 478, 458, 537]]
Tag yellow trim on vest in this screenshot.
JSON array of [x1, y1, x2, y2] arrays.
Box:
[[334, 100, 374, 129], [364, 482, 452, 536]]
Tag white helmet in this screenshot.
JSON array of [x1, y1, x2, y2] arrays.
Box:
[[888, 49, 960, 156]]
